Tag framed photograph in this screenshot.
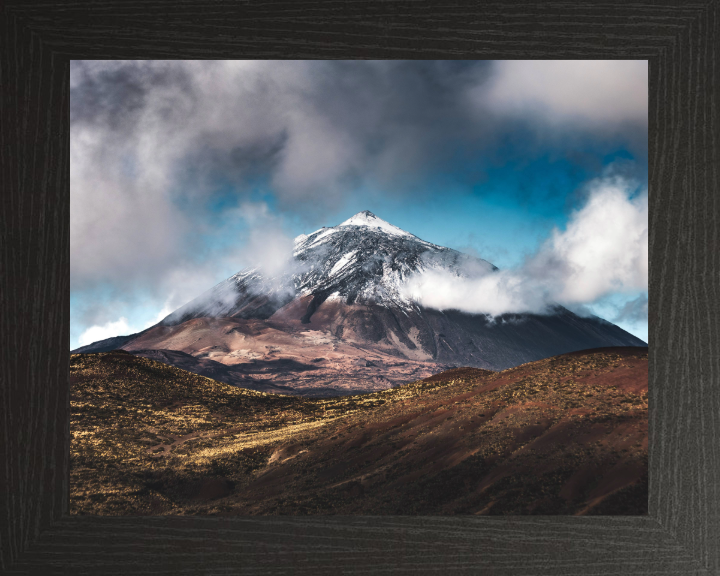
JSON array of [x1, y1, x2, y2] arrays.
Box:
[[68, 57, 651, 519], [2, 2, 718, 574]]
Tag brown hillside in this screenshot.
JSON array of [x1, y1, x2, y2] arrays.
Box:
[[70, 347, 647, 515]]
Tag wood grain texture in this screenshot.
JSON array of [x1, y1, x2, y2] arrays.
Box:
[[1, 1, 718, 574]]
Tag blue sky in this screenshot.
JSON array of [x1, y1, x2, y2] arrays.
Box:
[[70, 60, 648, 349]]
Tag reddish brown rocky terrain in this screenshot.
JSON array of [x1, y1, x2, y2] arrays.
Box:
[[122, 314, 451, 396], [71, 346, 647, 515]]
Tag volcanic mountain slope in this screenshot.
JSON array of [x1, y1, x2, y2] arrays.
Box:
[[74, 211, 646, 395], [71, 347, 648, 515]]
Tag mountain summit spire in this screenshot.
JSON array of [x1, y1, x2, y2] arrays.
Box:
[[341, 210, 380, 225], [339, 210, 412, 237]]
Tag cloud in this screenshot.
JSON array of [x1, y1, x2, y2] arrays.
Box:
[[78, 317, 132, 346], [477, 60, 648, 130], [403, 175, 648, 316], [404, 267, 548, 317], [531, 176, 648, 303], [76, 300, 176, 346], [71, 61, 647, 290], [214, 201, 310, 287], [614, 293, 649, 324], [229, 202, 296, 278]]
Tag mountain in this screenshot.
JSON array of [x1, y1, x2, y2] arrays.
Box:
[[72, 331, 147, 354], [156, 210, 498, 326], [74, 210, 646, 395]]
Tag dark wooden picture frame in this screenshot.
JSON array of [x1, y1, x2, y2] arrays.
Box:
[[2, 2, 718, 574]]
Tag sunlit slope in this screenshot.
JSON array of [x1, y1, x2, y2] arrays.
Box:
[[71, 347, 647, 515]]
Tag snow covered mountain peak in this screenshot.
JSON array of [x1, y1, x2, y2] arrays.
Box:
[[293, 210, 422, 253], [162, 211, 496, 325], [285, 211, 498, 311], [338, 210, 412, 238]]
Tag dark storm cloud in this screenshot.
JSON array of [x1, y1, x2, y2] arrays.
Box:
[[71, 60, 646, 209], [71, 61, 196, 133]]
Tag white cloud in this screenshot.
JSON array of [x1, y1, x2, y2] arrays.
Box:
[[404, 267, 548, 317], [476, 60, 648, 129], [78, 317, 132, 346], [403, 175, 648, 316], [532, 176, 648, 304], [220, 201, 300, 279]]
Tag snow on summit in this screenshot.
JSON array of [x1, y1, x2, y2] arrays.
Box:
[[338, 210, 413, 237], [294, 210, 418, 253]]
